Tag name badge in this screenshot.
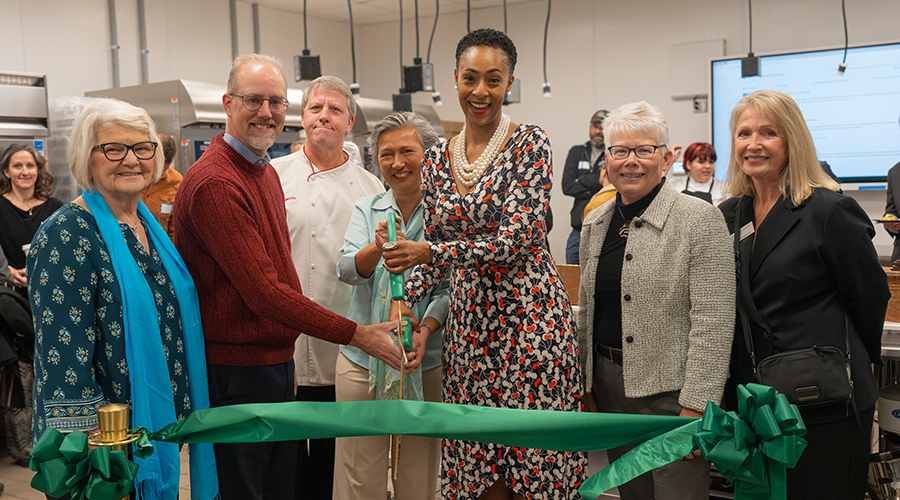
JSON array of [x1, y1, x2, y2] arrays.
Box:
[[160, 203, 173, 215], [578, 160, 591, 171], [740, 222, 755, 241]]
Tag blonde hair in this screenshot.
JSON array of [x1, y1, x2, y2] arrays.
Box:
[[602, 101, 669, 149], [226, 54, 287, 95], [725, 90, 838, 205], [67, 98, 164, 190]]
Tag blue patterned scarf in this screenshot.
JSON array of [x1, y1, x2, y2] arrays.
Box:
[[82, 189, 218, 500]]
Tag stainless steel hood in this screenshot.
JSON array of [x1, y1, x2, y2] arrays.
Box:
[[0, 70, 49, 139], [85, 80, 445, 175]]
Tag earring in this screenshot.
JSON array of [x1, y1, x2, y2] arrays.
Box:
[[454, 85, 458, 89]]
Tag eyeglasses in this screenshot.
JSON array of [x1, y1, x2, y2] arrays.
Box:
[[93, 142, 158, 161], [230, 93, 289, 114], [607, 144, 666, 160]]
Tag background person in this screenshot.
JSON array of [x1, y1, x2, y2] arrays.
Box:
[[333, 111, 448, 500], [382, 28, 586, 500], [578, 101, 734, 500], [0, 144, 62, 466], [581, 163, 616, 221], [139, 133, 182, 241], [883, 116, 900, 261], [270, 75, 385, 500], [678, 141, 728, 205], [29, 98, 218, 499], [173, 54, 402, 500], [719, 89, 889, 500], [561, 109, 608, 264], [0, 144, 63, 299]]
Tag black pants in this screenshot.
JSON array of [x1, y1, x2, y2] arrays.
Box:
[[208, 361, 298, 500], [786, 405, 874, 499], [295, 384, 336, 500]]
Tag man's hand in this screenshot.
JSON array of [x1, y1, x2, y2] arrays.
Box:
[[383, 241, 431, 273], [678, 407, 704, 460], [349, 321, 403, 370]]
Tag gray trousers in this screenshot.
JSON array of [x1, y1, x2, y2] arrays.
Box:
[[592, 356, 710, 500]]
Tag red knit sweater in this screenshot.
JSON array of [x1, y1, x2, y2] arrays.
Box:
[[173, 134, 357, 366]]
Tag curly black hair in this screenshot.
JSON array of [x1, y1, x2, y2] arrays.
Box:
[[455, 28, 517, 75]]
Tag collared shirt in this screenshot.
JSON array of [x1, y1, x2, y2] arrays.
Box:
[[336, 190, 449, 371], [223, 133, 271, 167]]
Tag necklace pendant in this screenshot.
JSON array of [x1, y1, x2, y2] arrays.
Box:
[[618, 223, 630, 239]]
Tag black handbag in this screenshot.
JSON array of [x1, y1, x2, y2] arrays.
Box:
[[733, 198, 856, 414]]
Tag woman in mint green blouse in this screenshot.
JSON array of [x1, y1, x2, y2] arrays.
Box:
[[333, 112, 449, 500]]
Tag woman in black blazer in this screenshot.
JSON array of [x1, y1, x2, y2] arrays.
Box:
[[719, 90, 889, 499]]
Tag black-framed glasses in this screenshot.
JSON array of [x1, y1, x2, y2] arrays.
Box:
[[93, 142, 157, 161], [230, 93, 289, 113], [607, 144, 666, 160]]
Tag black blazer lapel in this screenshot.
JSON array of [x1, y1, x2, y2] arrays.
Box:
[[749, 196, 800, 278]]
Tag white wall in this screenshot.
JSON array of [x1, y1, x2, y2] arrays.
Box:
[[2, 0, 899, 256]]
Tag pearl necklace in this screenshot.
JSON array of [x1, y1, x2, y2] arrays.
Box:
[[452, 114, 510, 188]]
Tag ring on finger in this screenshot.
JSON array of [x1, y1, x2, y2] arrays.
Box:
[[383, 241, 398, 251]]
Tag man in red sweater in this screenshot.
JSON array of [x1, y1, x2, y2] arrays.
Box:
[[173, 54, 405, 500]]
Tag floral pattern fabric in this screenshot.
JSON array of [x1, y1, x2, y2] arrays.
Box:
[[407, 125, 586, 499], [29, 204, 191, 440]]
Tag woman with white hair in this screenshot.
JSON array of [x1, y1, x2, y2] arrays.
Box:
[[577, 101, 734, 500], [28, 98, 217, 499]]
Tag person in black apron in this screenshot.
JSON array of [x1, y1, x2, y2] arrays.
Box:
[[681, 142, 719, 204]]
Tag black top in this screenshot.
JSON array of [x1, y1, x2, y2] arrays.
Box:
[[719, 189, 889, 415], [561, 141, 605, 230], [593, 181, 664, 349], [0, 195, 63, 269]]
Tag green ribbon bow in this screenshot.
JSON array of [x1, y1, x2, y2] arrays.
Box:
[[30, 384, 805, 500], [30, 428, 139, 500], [579, 383, 807, 500], [694, 384, 807, 500]]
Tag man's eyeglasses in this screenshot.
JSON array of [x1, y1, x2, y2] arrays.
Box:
[[93, 142, 157, 161], [230, 93, 289, 114], [607, 145, 666, 160]]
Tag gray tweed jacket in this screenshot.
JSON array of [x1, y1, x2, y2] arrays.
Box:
[[577, 181, 735, 412]]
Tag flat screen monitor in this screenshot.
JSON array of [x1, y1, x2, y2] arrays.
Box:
[[711, 43, 900, 183]]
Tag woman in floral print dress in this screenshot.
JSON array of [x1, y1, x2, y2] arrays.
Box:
[[382, 28, 585, 500]]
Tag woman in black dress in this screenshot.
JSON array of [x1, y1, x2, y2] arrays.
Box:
[[0, 144, 62, 466]]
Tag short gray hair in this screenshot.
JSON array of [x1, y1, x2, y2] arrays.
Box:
[[301, 76, 357, 118], [67, 98, 163, 190], [368, 112, 439, 160], [603, 101, 669, 150], [226, 54, 287, 95]]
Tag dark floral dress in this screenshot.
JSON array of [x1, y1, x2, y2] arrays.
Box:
[[29, 204, 192, 441], [406, 125, 586, 499]]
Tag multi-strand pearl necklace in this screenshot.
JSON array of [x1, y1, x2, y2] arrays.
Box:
[[452, 114, 510, 188]]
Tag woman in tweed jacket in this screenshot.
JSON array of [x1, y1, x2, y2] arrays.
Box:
[[577, 101, 734, 500]]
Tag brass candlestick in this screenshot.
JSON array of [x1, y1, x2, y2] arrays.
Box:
[[89, 403, 141, 453]]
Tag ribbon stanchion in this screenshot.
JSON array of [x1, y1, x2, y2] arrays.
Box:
[[31, 384, 805, 500]]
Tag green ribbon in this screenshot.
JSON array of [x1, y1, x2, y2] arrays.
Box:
[[579, 384, 806, 500], [30, 384, 805, 500], [30, 428, 139, 500]]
